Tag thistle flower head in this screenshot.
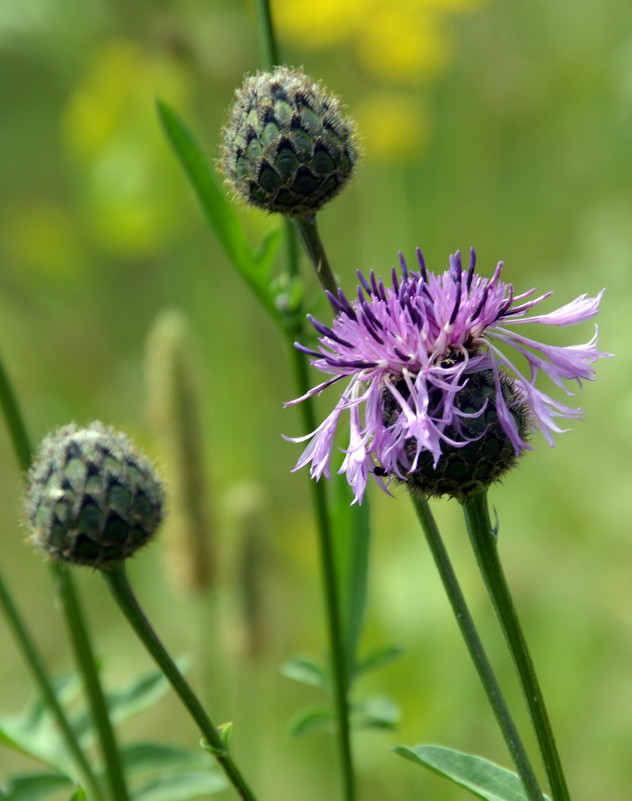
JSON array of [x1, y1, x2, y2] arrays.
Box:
[[25, 422, 164, 568], [219, 66, 358, 218], [286, 249, 610, 503]]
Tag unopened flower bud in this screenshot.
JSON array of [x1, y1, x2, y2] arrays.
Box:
[[25, 422, 164, 568], [220, 66, 358, 218]]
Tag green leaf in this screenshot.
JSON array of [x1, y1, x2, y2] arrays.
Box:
[[287, 706, 332, 738], [0, 699, 77, 779], [132, 771, 226, 801], [355, 644, 404, 677], [351, 696, 400, 730], [281, 655, 328, 688], [330, 473, 372, 684], [392, 744, 551, 801], [156, 99, 279, 318], [68, 790, 86, 801], [74, 664, 176, 743], [0, 772, 72, 801], [120, 742, 210, 776]]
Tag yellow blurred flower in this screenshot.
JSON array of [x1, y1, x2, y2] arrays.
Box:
[[61, 39, 191, 257], [272, 0, 487, 83], [272, 0, 487, 162], [354, 94, 431, 162]]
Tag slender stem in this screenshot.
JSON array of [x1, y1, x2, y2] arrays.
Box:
[[293, 216, 339, 296], [102, 564, 259, 801], [462, 490, 572, 801], [253, 0, 280, 70], [288, 339, 356, 801], [0, 349, 129, 801], [0, 353, 33, 472], [55, 566, 131, 801], [0, 569, 107, 801], [252, 5, 354, 798], [411, 493, 546, 801]]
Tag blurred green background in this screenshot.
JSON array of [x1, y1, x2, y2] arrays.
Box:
[[0, 0, 629, 799]]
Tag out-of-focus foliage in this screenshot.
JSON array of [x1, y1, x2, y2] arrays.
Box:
[[0, 1, 629, 800]]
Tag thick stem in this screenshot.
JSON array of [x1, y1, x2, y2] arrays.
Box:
[[0, 570, 106, 801], [293, 216, 339, 296], [462, 490, 571, 801], [54, 566, 131, 801], [411, 493, 546, 801], [102, 564, 259, 801]]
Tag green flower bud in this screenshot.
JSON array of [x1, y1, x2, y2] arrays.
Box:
[[25, 422, 164, 569], [387, 371, 531, 501], [219, 66, 358, 218]]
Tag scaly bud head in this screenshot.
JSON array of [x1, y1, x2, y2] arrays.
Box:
[[220, 66, 358, 218], [25, 422, 164, 569]]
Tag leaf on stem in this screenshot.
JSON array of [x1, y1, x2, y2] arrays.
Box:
[[281, 655, 328, 689], [0, 771, 72, 801], [156, 99, 280, 318], [392, 744, 551, 801]]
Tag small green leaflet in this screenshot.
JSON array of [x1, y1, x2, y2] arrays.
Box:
[[393, 744, 551, 801]]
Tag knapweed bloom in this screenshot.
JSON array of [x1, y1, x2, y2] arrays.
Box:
[[286, 249, 608, 503]]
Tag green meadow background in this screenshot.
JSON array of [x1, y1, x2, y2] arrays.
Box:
[[0, 1, 629, 799]]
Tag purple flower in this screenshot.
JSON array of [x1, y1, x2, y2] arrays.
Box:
[[285, 248, 609, 503]]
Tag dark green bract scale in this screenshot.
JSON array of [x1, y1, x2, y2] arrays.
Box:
[[25, 422, 164, 569], [385, 370, 531, 501], [220, 66, 358, 218]]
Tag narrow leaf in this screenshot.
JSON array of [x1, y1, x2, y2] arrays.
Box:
[[392, 744, 551, 801], [120, 742, 209, 776], [330, 473, 372, 683], [156, 100, 278, 317], [355, 644, 404, 677], [132, 771, 226, 801], [0, 772, 72, 801], [351, 696, 400, 730], [68, 789, 86, 801], [281, 655, 328, 688], [287, 706, 332, 738]]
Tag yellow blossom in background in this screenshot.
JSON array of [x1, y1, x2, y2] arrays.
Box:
[[272, 0, 487, 83], [272, 0, 488, 161], [61, 38, 191, 257], [354, 94, 431, 163]]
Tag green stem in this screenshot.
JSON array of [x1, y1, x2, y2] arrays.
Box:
[[253, 0, 280, 70], [293, 216, 339, 296], [252, 5, 354, 798], [411, 493, 546, 801], [462, 490, 572, 801], [288, 339, 356, 801], [0, 349, 129, 801], [0, 570, 106, 801], [102, 564, 259, 801], [54, 566, 131, 801]]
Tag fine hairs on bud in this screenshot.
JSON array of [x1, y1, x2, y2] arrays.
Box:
[[25, 422, 165, 569], [219, 66, 359, 218]]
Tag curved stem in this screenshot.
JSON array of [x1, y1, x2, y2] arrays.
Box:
[[293, 216, 339, 296], [462, 490, 572, 801], [0, 569, 106, 801], [411, 493, 546, 801], [102, 564, 259, 801], [55, 566, 131, 801]]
